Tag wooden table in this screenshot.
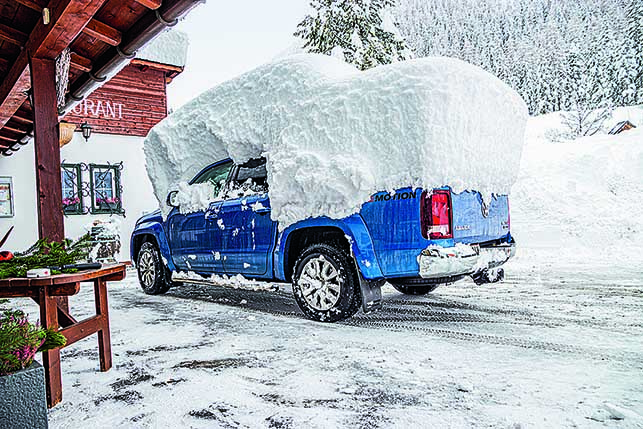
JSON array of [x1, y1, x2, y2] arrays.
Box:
[[0, 264, 126, 407]]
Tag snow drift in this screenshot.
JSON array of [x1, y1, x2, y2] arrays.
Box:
[[510, 107, 643, 267], [145, 54, 528, 226]]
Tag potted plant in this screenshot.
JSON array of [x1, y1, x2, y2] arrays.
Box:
[[62, 196, 81, 214], [0, 305, 66, 429], [95, 196, 120, 212]]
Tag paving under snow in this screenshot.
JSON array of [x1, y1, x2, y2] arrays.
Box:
[[26, 257, 643, 429]]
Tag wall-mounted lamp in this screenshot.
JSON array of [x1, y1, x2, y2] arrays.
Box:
[[42, 8, 50, 25], [80, 121, 92, 142]]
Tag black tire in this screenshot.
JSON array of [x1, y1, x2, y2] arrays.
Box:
[[136, 241, 172, 295], [390, 283, 440, 295], [292, 243, 361, 322]]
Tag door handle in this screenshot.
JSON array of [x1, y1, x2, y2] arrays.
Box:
[[254, 207, 270, 215]]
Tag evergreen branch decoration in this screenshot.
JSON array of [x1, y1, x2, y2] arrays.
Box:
[[0, 234, 92, 280]]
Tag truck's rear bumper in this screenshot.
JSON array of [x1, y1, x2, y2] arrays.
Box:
[[417, 241, 516, 279]]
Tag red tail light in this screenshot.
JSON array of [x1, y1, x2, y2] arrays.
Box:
[[421, 189, 453, 240]]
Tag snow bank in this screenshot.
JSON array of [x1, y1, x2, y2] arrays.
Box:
[[510, 106, 643, 266], [145, 54, 528, 225]]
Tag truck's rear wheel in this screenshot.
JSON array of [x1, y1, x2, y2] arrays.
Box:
[[292, 243, 361, 322], [137, 241, 172, 295]]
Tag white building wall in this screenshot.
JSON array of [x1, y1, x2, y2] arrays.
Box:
[[0, 144, 39, 251], [0, 132, 160, 261]]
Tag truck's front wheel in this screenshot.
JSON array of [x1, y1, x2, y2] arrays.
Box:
[[292, 243, 361, 322], [137, 241, 172, 295]]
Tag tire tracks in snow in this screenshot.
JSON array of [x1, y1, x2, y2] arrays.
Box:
[[166, 284, 642, 363]]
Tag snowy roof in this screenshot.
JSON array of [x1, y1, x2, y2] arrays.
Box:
[[136, 30, 189, 68], [608, 120, 636, 135], [145, 54, 528, 226]]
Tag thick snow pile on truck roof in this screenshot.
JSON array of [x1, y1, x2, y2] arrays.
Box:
[[145, 54, 528, 225]]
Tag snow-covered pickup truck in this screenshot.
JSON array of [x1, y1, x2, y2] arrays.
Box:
[[131, 156, 516, 322]]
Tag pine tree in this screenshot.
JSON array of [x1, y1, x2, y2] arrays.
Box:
[[626, 0, 643, 95], [295, 0, 409, 70], [394, 0, 643, 115]]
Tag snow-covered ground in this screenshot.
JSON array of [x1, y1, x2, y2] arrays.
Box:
[[30, 258, 642, 428]]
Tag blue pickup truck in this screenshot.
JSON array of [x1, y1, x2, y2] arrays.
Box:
[[131, 157, 515, 322]]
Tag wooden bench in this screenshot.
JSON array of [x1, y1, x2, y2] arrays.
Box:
[[0, 264, 126, 407]]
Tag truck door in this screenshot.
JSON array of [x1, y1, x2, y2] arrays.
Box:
[[212, 158, 277, 277], [168, 160, 233, 274]]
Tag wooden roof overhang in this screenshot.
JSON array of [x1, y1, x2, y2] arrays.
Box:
[[0, 0, 202, 157]]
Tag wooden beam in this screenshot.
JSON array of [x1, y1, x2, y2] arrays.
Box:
[[17, 0, 120, 46], [29, 0, 111, 59], [0, 23, 28, 46], [135, 0, 162, 9], [0, 0, 109, 128], [15, 0, 47, 11], [0, 58, 30, 129], [70, 52, 92, 72], [31, 57, 64, 243], [0, 134, 16, 142], [82, 19, 121, 46]]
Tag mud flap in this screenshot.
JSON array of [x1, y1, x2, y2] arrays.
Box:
[[356, 268, 383, 313]]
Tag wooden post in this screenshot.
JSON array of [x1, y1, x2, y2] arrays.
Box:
[[30, 57, 64, 243], [30, 57, 68, 313]]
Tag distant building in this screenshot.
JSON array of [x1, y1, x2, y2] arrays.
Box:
[[0, 31, 188, 261], [608, 120, 636, 135]]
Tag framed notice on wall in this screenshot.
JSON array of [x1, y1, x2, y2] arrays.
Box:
[[0, 177, 14, 217]]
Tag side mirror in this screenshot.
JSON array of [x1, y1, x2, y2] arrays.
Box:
[[166, 190, 179, 208]]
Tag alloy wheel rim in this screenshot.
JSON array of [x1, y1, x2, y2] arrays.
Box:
[[299, 256, 342, 311], [139, 250, 156, 288]]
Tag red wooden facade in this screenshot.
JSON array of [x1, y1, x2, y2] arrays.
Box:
[[63, 62, 170, 137]]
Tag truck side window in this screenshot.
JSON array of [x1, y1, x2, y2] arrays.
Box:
[[231, 157, 268, 195], [191, 160, 233, 197]]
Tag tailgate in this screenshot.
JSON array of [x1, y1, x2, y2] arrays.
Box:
[[451, 191, 510, 244]]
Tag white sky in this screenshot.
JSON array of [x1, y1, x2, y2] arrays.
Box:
[[167, 0, 311, 109]]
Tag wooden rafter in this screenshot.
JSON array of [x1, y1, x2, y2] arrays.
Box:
[[0, 0, 110, 128], [3, 124, 28, 134], [70, 52, 92, 72], [12, 113, 33, 125], [82, 19, 122, 46], [0, 60, 31, 129], [0, 23, 28, 46], [134, 0, 162, 9]]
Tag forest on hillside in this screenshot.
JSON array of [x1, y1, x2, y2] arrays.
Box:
[[394, 0, 643, 118]]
